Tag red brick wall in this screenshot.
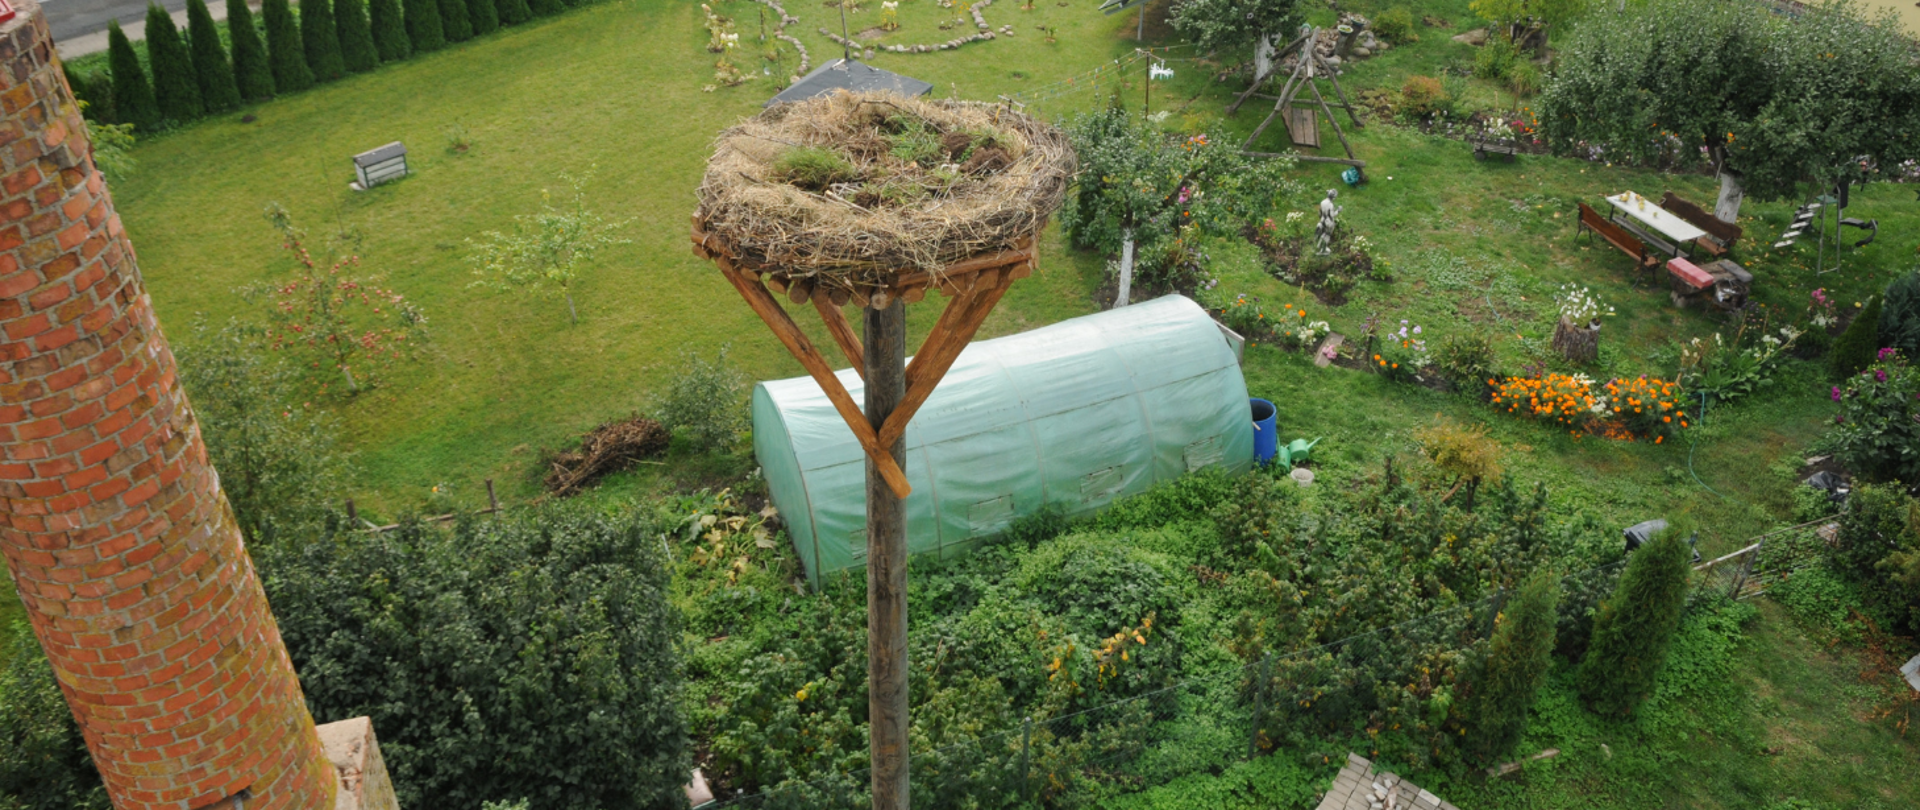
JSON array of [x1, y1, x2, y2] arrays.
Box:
[[0, 3, 336, 808]]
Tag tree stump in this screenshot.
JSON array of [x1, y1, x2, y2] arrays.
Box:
[[1552, 316, 1599, 363]]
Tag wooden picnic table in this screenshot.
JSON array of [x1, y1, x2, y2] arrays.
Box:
[[1605, 192, 1708, 258]]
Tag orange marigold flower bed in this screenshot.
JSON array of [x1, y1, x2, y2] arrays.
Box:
[[1489, 373, 1687, 441]]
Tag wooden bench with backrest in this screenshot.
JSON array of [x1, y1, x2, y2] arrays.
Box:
[[1577, 202, 1661, 275], [1659, 191, 1741, 257]]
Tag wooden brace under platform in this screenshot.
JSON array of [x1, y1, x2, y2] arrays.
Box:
[[692, 218, 1033, 499]]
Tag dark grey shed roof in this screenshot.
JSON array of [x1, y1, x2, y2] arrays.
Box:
[[764, 59, 934, 107], [352, 142, 408, 168]]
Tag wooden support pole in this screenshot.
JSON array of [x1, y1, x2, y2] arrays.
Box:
[[1323, 65, 1365, 130], [814, 294, 867, 379], [486, 479, 499, 513], [1243, 151, 1368, 167], [1227, 32, 1310, 114], [879, 267, 1016, 448], [865, 297, 911, 810], [1306, 76, 1359, 165]]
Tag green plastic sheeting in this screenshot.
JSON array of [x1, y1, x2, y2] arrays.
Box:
[[752, 294, 1254, 586]]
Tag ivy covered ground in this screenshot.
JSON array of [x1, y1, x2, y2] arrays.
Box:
[[7, 0, 1919, 806]]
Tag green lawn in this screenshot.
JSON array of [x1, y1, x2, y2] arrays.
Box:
[[13, 0, 1920, 802]]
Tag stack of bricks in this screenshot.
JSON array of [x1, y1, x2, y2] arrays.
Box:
[[0, 2, 336, 808]]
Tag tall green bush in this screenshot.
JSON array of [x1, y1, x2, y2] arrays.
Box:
[[466, 0, 499, 36], [1824, 484, 1920, 633], [1463, 570, 1559, 765], [336, 0, 380, 72], [301, 0, 347, 81], [495, 0, 531, 25], [369, 0, 413, 61], [144, 4, 203, 122], [1576, 522, 1692, 716], [652, 347, 748, 450], [1832, 295, 1883, 378], [262, 0, 314, 92], [0, 624, 110, 810], [1825, 350, 1919, 484], [63, 63, 106, 122], [439, 0, 474, 41], [264, 505, 691, 809], [405, 0, 447, 52], [1880, 271, 1920, 355], [529, 0, 564, 18], [107, 21, 160, 131], [185, 0, 242, 112], [227, 0, 276, 99]]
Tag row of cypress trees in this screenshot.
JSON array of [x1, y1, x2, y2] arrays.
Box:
[[85, 0, 560, 131]]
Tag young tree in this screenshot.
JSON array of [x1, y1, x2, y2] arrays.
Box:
[[369, 0, 413, 61], [1576, 522, 1692, 716], [228, 0, 277, 99], [262, 0, 315, 92], [439, 0, 474, 41], [1832, 295, 1883, 379], [336, 0, 380, 71], [1539, 0, 1920, 218], [1168, 0, 1299, 53], [302, 0, 347, 81], [467, 170, 632, 325], [1468, 0, 1586, 50], [1463, 570, 1559, 765], [106, 21, 160, 131], [466, 0, 499, 37], [405, 0, 447, 52], [145, 3, 204, 122], [185, 0, 242, 112], [495, 0, 530, 26], [253, 203, 428, 395]]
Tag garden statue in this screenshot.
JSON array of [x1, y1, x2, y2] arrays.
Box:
[[1315, 189, 1341, 255]]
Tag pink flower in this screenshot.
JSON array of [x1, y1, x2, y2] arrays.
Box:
[[1875, 369, 1888, 382], [1832, 386, 1843, 401]]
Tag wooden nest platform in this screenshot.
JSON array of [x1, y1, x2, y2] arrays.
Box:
[[693, 91, 1073, 305]]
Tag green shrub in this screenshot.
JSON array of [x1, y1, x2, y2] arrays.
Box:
[[301, 0, 347, 81], [1508, 59, 1541, 96], [1824, 350, 1919, 484], [653, 347, 749, 451], [1880, 270, 1920, 355], [228, 0, 277, 99], [145, 3, 203, 122], [496, 0, 532, 25], [369, 0, 413, 61], [530, 0, 565, 17], [176, 323, 350, 542], [1576, 520, 1692, 715], [1831, 294, 1882, 378], [263, 0, 315, 92], [1374, 7, 1416, 43], [1473, 37, 1521, 81], [438, 0, 474, 41], [335, 0, 381, 72], [1462, 569, 1558, 765], [1435, 331, 1499, 390], [404, 0, 447, 52], [0, 624, 109, 810], [1823, 484, 1920, 633], [466, 0, 500, 37], [772, 146, 857, 190], [265, 505, 690, 809], [1769, 563, 1866, 645], [1399, 75, 1450, 117], [108, 21, 160, 130], [185, 0, 242, 112]]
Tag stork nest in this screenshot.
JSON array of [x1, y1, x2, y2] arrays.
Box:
[[695, 91, 1074, 285]]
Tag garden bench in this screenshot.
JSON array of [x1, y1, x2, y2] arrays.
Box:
[[1468, 135, 1519, 161], [1659, 192, 1741, 257], [1576, 202, 1661, 275]]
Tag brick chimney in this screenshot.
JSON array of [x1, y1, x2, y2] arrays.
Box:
[[0, 3, 337, 808]]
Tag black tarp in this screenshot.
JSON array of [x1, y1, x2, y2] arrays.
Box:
[[765, 58, 934, 107]]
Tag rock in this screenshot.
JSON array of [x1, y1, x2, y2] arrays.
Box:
[[1353, 46, 1371, 57], [1453, 28, 1489, 46], [864, 48, 875, 59], [1326, 55, 1343, 64]]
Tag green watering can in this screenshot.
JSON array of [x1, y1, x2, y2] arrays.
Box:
[[1278, 437, 1321, 467]]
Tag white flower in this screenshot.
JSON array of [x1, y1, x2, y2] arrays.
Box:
[[1285, 211, 1305, 223]]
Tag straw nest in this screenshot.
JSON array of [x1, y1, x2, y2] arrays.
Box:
[[695, 91, 1074, 285]]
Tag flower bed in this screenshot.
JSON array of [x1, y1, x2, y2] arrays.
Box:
[[1490, 373, 1688, 442]]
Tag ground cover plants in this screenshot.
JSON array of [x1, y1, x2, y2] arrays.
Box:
[[5, 0, 1920, 807]]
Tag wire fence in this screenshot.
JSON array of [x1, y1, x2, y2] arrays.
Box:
[[698, 561, 1645, 809], [1692, 517, 1835, 600]]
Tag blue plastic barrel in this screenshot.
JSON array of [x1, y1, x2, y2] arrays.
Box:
[[1250, 398, 1278, 465]]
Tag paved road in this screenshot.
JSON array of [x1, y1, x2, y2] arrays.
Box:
[[46, 0, 239, 59]]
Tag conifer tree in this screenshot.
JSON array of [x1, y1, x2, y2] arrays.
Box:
[[263, 0, 315, 92], [145, 3, 204, 122], [228, 0, 276, 99], [438, 0, 473, 41], [302, 0, 347, 81], [405, 0, 447, 52], [494, 0, 530, 26], [1463, 571, 1559, 766], [529, 0, 563, 18], [369, 0, 413, 61], [63, 63, 104, 122], [186, 0, 242, 112], [107, 21, 160, 131], [465, 0, 498, 37], [1576, 522, 1692, 716], [336, 0, 380, 71], [1832, 295, 1884, 379]]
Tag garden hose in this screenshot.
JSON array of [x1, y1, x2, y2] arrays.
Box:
[[1686, 390, 1735, 502]]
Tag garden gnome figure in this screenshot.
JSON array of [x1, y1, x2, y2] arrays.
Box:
[[1315, 189, 1341, 255]]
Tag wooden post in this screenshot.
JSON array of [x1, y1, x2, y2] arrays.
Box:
[[865, 298, 911, 810], [486, 479, 499, 513]]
